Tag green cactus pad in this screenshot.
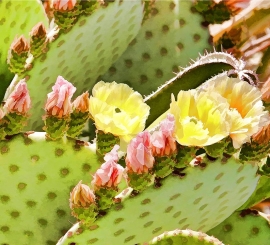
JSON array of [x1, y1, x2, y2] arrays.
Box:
[[101, 0, 211, 96], [0, 0, 48, 101], [208, 210, 270, 245], [57, 154, 259, 245], [147, 229, 225, 245], [0, 132, 100, 244], [22, 0, 143, 131], [239, 175, 270, 210]]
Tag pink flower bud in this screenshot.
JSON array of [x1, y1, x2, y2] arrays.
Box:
[[30, 22, 47, 39], [72, 91, 89, 113], [92, 145, 124, 188], [69, 180, 95, 209], [4, 79, 31, 115], [10, 35, 30, 55], [151, 114, 177, 156], [53, 0, 77, 11], [126, 131, 155, 174], [0, 108, 5, 120], [45, 76, 76, 118]]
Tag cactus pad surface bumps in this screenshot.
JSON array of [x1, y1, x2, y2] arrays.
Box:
[[24, 0, 143, 131], [57, 154, 259, 245], [101, 0, 211, 95], [0, 132, 99, 244], [208, 210, 270, 245], [0, 0, 48, 100]]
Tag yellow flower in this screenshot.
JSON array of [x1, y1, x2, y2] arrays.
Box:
[[169, 89, 230, 147], [203, 76, 269, 148], [89, 81, 150, 142]]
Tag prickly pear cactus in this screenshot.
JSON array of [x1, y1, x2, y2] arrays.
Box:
[[0, 132, 100, 244], [0, 0, 48, 100], [208, 210, 270, 245], [57, 154, 259, 245], [148, 229, 225, 245], [101, 0, 212, 95], [6, 0, 144, 131]]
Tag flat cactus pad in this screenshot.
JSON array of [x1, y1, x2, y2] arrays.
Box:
[[57, 154, 259, 245], [0, 132, 99, 244]]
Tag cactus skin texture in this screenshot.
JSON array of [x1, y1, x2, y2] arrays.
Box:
[[208, 210, 270, 245], [148, 229, 225, 245], [101, 0, 211, 96], [57, 154, 259, 245], [0, 0, 48, 100], [16, 0, 143, 131], [0, 132, 100, 244]]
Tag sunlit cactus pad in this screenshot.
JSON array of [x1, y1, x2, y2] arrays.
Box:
[[0, 0, 48, 99], [148, 229, 225, 245], [23, 0, 143, 131], [57, 154, 259, 245], [0, 132, 99, 244], [101, 0, 211, 95], [208, 210, 270, 245]]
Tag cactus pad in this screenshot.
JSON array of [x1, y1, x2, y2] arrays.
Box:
[[0, 132, 99, 244], [0, 0, 48, 100], [148, 229, 225, 245], [22, 0, 143, 131], [101, 0, 211, 96], [208, 210, 270, 245], [57, 154, 259, 245]]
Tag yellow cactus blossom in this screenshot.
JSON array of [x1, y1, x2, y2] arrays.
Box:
[[203, 76, 269, 148], [169, 89, 230, 147], [89, 81, 150, 142]]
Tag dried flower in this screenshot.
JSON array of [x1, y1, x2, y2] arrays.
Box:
[[261, 76, 270, 103], [72, 91, 89, 113], [252, 122, 270, 145], [204, 76, 269, 148], [224, 0, 250, 15], [89, 81, 150, 142], [4, 79, 31, 115], [126, 131, 155, 174], [45, 76, 76, 118], [151, 114, 176, 156], [10, 35, 30, 55], [53, 0, 77, 11], [169, 89, 230, 147], [69, 180, 95, 209], [30, 22, 47, 38]]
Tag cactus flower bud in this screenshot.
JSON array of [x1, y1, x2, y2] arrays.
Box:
[[44, 76, 76, 140], [151, 114, 176, 157], [126, 131, 154, 174], [29, 22, 48, 57], [72, 91, 89, 113], [125, 131, 155, 192], [91, 145, 124, 210], [53, 0, 77, 11], [45, 76, 76, 118], [4, 79, 31, 115], [7, 35, 30, 74], [69, 181, 98, 227], [92, 145, 124, 188], [10, 35, 30, 55], [66, 91, 90, 138], [70, 180, 96, 209], [252, 123, 270, 145], [30, 22, 47, 39]]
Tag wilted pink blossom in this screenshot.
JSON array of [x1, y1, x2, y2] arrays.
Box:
[[69, 180, 95, 209], [104, 144, 119, 162], [126, 131, 155, 174], [53, 0, 77, 11], [4, 79, 31, 115], [45, 76, 76, 118], [151, 114, 177, 156], [72, 91, 89, 113]]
